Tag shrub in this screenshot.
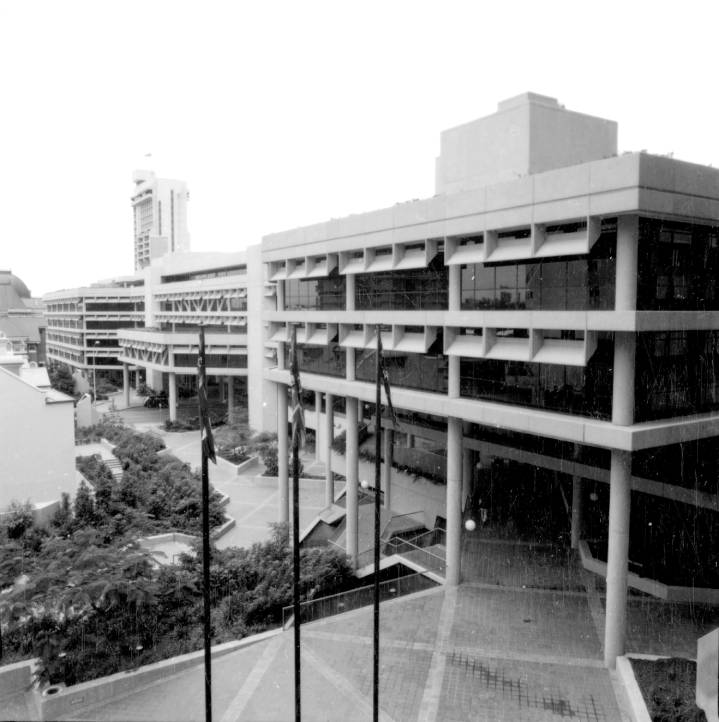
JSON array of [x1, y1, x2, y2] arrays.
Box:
[[74, 481, 96, 527], [48, 362, 75, 396], [631, 657, 707, 722], [259, 442, 279, 476], [258, 442, 303, 477], [3, 500, 34, 540]]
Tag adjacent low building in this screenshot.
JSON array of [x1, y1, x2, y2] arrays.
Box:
[[0, 334, 76, 522], [0, 269, 46, 364]]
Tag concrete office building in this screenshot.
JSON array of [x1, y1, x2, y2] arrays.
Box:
[[132, 170, 191, 271], [44, 250, 271, 432], [44, 277, 146, 386], [262, 92, 719, 667], [116, 249, 272, 432]]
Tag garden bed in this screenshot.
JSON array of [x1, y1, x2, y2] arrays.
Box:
[[629, 657, 707, 722], [216, 448, 251, 465]]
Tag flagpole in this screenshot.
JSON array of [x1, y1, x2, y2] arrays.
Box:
[[198, 327, 213, 722], [373, 325, 382, 722], [290, 324, 302, 722]]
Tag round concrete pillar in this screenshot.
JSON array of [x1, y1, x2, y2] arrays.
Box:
[[325, 393, 335, 507], [345, 396, 359, 568], [604, 449, 632, 668], [445, 417, 463, 586]]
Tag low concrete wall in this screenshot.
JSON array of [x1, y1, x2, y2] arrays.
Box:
[[235, 455, 259, 474], [211, 516, 236, 540], [39, 630, 281, 721], [0, 658, 37, 699], [138, 532, 196, 548], [615, 655, 655, 722], [578, 540, 719, 604]]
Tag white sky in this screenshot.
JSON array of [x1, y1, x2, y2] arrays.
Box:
[[1, 0, 718, 296]]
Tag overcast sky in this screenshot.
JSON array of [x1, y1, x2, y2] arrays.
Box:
[[2, 1, 718, 296]]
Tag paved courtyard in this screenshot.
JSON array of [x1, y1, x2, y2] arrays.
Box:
[[56, 582, 628, 722], [56, 401, 719, 721]]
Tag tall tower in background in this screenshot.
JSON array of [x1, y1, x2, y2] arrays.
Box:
[[131, 170, 191, 270]]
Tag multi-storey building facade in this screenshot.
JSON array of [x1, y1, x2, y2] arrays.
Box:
[[44, 278, 145, 383], [131, 170, 191, 270], [262, 93, 719, 667], [44, 251, 270, 430], [116, 250, 270, 431]]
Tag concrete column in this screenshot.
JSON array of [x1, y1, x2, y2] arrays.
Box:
[[346, 348, 355, 381], [615, 215, 639, 312], [134, 369, 142, 392], [570, 476, 584, 550], [612, 332, 636, 426], [382, 427, 393, 510], [148, 369, 163, 391], [325, 393, 334, 507], [448, 355, 460, 398], [448, 263, 461, 312], [446, 417, 463, 585], [605, 449, 632, 668], [276, 280, 285, 311], [122, 364, 130, 408], [406, 434, 414, 449], [346, 274, 355, 312], [314, 390, 321, 461], [345, 396, 359, 568], [462, 446, 472, 513], [277, 384, 289, 524], [219, 379, 226, 403], [277, 342, 285, 371], [168, 372, 177, 422]]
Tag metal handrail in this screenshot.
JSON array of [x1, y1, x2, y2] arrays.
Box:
[[384, 536, 445, 563], [281, 572, 436, 627], [391, 527, 446, 549]]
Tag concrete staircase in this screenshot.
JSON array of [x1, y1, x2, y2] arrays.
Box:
[[104, 457, 123, 481]]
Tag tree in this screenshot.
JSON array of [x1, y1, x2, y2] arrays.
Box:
[[3, 500, 34, 540], [51, 493, 72, 535], [74, 482, 95, 527], [48, 363, 75, 396]]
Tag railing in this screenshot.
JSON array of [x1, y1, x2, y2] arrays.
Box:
[[395, 527, 446, 549], [356, 546, 379, 569], [282, 572, 437, 628], [383, 530, 446, 576]]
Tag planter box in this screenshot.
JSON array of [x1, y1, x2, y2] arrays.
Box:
[[615, 655, 656, 722]]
